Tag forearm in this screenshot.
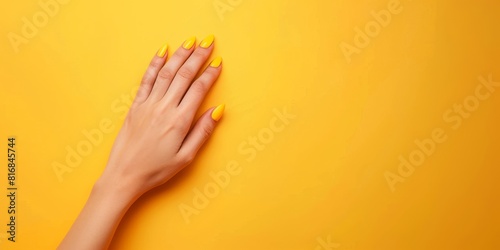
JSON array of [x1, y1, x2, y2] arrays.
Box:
[[58, 176, 137, 250]]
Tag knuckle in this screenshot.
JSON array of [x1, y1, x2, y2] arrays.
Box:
[[184, 153, 196, 165], [178, 152, 195, 165], [201, 125, 214, 138], [138, 85, 151, 95], [191, 80, 209, 94], [124, 112, 134, 124], [157, 69, 175, 81], [149, 59, 164, 68], [193, 49, 206, 58], [177, 67, 195, 80], [137, 81, 152, 95], [123, 110, 138, 127], [141, 69, 155, 83], [205, 68, 218, 78]]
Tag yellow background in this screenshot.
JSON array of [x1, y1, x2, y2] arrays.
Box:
[[1, 0, 500, 249]]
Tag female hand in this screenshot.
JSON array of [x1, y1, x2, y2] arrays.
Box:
[[59, 34, 224, 250], [102, 34, 224, 198]]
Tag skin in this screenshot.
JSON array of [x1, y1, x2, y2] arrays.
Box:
[[58, 38, 222, 250]]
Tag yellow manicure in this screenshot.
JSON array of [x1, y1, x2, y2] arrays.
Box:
[[211, 104, 225, 121], [183, 36, 196, 49], [200, 34, 215, 48], [210, 56, 222, 67], [157, 44, 168, 57]]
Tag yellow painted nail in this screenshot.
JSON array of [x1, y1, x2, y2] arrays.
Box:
[[200, 34, 215, 48], [210, 56, 222, 67], [183, 36, 196, 49], [157, 44, 168, 57], [211, 104, 225, 121]]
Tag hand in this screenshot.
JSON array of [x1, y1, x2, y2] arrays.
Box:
[[101, 35, 224, 198], [58, 35, 224, 250]]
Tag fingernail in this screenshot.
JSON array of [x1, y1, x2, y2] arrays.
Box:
[[183, 36, 196, 49], [200, 34, 215, 48], [211, 104, 225, 121], [157, 44, 168, 57], [210, 56, 222, 68]]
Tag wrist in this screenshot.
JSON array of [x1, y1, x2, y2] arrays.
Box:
[[93, 172, 141, 208]]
